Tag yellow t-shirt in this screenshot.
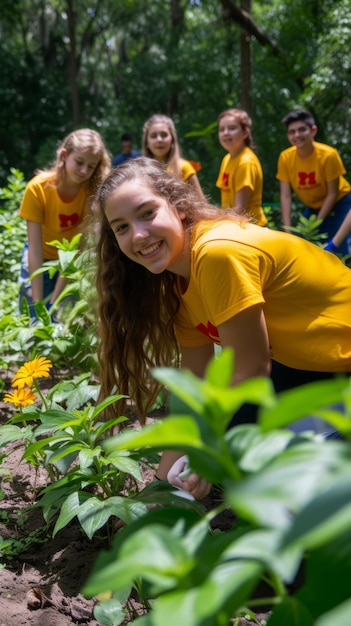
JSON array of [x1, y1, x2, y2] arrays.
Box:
[[174, 220, 351, 372], [19, 172, 90, 259], [276, 142, 351, 209], [180, 159, 196, 182], [216, 147, 267, 226]]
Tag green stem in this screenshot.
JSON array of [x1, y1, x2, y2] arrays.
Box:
[[34, 380, 48, 410]]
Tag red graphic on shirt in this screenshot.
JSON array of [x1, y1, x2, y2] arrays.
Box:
[[298, 171, 316, 186], [59, 213, 80, 228], [222, 173, 229, 187], [196, 321, 220, 344]]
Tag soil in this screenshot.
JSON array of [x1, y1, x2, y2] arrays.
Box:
[[0, 399, 269, 626]]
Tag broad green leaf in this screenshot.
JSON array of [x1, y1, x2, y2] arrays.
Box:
[[222, 528, 302, 584], [226, 440, 343, 529], [103, 417, 238, 483], [259, 378, 350, 432], [0, 425, 32, 447], [105, 453, 143, 481], [78, 496, 148, 539], [226, 425, 294, 472], [266, 597, 314, 626], [93, 597, 127, 626], [53, 490, 91, 535], [84, 524, 194, 596], [151, 560, 262, 626], [282, 472, 351, 550], [316, 600, 351, 626], [205, 347, 234, 388], [91, 394, 127, 420], [103, 417, 203, 452]]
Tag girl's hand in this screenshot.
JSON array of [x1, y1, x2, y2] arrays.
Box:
[[167, 455, 212, 500]]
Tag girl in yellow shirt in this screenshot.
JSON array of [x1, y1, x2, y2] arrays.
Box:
[[142, 114, 203, 196], [94, 157, 351, 500], [216, 108, 267, 226], [19, 129, 111, 320]]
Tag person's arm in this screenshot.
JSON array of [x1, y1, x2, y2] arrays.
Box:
[[218, 304, 271, 384], [49, 275, 69, 305], [233, 186, 252, 215], [316, 178, 339, 221], [325, 209, 351, 250], [162, 306, 271, 499], [27, 220, 44, 302], [187, 173, 205, 198], [156, 343, 214, 485], [280, 181, 292, 228]]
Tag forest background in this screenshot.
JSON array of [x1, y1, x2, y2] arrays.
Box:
[[1, 0, 351, 204]]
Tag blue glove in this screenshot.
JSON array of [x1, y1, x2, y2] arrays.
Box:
[[324, 240, 338, 252]]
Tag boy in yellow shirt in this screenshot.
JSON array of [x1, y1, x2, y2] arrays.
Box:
[[276, 109, 351, 255]]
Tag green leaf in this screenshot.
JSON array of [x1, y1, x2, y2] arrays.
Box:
[[53, 490, 92, 535], [316, 600, 351, 626], [91, 395, 127, 420], [105, 453, 143, 482], [205, 347, 234, 388], [0, 424, 32, 447], [84, 524, 194, 596], [77, 497, 148, 539], [151, 559, 262, 626], [226, 440, 343, 530], [282, 471, 351, 550], [267, 597, 314, 626], [259, 378, 350, 432], [93, 597, 127, 626]]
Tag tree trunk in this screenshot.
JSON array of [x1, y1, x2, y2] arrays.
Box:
[[66, 0, 80, 126], [240, 0, 251, 114]]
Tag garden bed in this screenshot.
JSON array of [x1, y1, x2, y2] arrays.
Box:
[[0, 397, 270, 626]]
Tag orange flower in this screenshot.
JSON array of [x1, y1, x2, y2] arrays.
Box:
[[12, 357, 53, 390], [3, 388, 37, 407]]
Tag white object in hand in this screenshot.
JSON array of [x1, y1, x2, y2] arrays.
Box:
[[167, 454, 191, 485]]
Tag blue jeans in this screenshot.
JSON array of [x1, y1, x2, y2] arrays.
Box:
[[303, 193, 351, 255], [18, 242, 58, 318]]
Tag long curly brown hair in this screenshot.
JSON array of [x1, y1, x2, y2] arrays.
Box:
[[94, 157, 243, 421]]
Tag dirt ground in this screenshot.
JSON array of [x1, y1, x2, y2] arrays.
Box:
[[0, 401, 269, 626]]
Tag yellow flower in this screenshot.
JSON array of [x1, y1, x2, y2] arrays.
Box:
[[12, 357, 53, 389], [3, 388, 37, 407]]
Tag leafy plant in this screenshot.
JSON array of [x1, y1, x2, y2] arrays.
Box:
[[0, 168, 27, 282], [83, 349, 351, 625], [1, 357, 149, 545], [285, 213, 328, 244]]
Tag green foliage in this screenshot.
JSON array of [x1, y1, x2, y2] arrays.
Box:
[[286, 214, 328, 244], [1, 359, 148, 545], [0, 234, 100, 374], [83, 350, 351, 625], [0, 168, 27, 280]]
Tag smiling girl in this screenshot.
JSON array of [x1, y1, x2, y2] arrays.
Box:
[[216, 108, 267, 226], [95, 157, 351, 499], [142, 114, 203, 196], [19, 129, 111, 319]]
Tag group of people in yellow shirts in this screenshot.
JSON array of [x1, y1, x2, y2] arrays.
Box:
[[18, 109, 351, 500], [216, 108, 351, 255]]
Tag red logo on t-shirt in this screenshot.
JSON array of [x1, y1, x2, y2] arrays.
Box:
[[196, 321, 220, 344], [298, 171, 316, 186], [59, 213, 80, 228], [222, 173, 229, 188]]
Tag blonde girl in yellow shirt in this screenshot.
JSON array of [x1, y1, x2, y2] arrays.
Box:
[[142, 114, 204, 196], [19, 128, 111, 320]]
